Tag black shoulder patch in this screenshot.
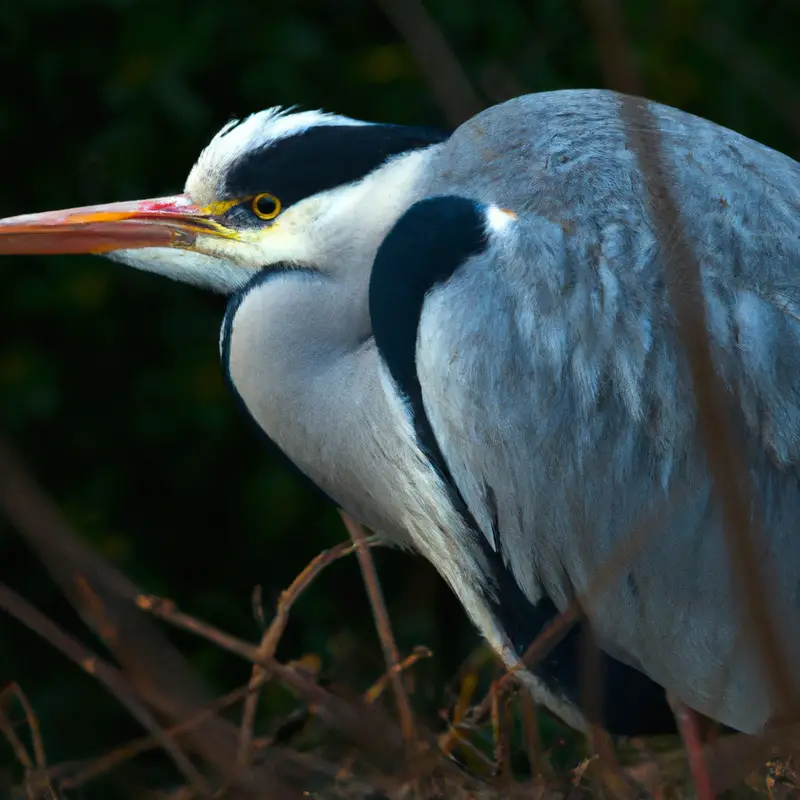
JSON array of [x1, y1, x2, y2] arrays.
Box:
[[369, 195, 489, 472], [224, 123, 448, 208]]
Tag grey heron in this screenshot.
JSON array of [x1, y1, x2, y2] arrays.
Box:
[[1, 89, 799, 740]]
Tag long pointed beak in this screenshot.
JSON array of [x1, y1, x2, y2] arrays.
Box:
[[0, 194, 237, 255]]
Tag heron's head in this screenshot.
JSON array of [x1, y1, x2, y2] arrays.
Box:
[[0, 108, 447, 292]]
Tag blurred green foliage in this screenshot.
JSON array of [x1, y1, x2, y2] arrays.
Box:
[[0, 0, 798, 795]]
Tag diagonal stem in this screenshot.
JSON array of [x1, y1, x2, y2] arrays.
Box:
[[372, 0, 483, 127], [237, 536, 382, 766], [0, 583, 210, 796], [339, 512, 416, 746]]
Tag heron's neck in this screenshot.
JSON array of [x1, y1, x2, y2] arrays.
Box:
[[221, 266, 514, 659], [221, 271, 420, 540]]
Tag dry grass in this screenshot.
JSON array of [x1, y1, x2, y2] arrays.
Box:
[[0, 552, 797, 800], [1, 431, 799, 799]]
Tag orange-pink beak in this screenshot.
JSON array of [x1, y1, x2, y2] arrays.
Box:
[[0, 194, 230, 256]]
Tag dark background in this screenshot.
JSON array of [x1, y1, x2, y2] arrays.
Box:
[[0, 0, 798, 795]]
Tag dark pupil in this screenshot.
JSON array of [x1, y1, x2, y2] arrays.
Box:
[[255, 195, 277, 216]]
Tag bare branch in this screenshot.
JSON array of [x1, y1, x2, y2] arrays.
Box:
[[57, 684, 256, 791], [340, 512, 417, 746], [518, 690, 548, 780], [0, 683, 44, 771], [136, 593, 407, 764], [580, 0, 644, 95], [0, 583, 210, 796], [372, 0, 483, 127], [584, 0, 798, 722], [0, 696, 34, 774], [0, 435, 304, 798], [619, 91, 800, 717], [364, 645, 432, 704], [237, 535, 382, 766]]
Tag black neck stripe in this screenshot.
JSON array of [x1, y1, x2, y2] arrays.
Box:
[[220, 267, 341, 508]]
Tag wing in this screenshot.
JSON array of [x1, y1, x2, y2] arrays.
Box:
[[370, 195, 675, 735], [375, 90, 800, 732]]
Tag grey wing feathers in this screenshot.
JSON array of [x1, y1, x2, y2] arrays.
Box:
[[414, 89, 800, 730]]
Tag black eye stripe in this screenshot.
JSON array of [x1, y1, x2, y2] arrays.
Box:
[[223, 123, 448, 209]]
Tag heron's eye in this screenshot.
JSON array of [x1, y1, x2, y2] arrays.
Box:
[[251, 193, 281, 220]]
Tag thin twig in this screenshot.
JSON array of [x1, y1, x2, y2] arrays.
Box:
[[580, 617, 635, 797], [585, 0, 799, 723], [490, 679, 502, 771], [580, 0, 644, 95], [136, 593, 406, 762], [619, 91, 800, 717], [340, 512, 416, 746], [587, 724, 637, 800], [0, 434, 279, 793], [581, 629, 638, 797], [372, 0, 483, 127], [436, 670, 500, 777], [581, 628, 638, 798], [439, 721, 496, 773], [237, 536, 381, 767], [0, 698, 33, 772], [11, 684, 46, 772], [0, 683, 55, 800], [364, 645, 432, 704], [439, 665, 479, 757], [490, 682, 512, 783], [519, 690, 548, 779], [583, 3, 800, 794], [57, 683, 258, 791], [471, 605, 576, 727], [0, 583, 210, 796], [471, 492, 669, 723]]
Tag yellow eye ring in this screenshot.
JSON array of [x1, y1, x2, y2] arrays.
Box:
[[251, 193, 281, 220]]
